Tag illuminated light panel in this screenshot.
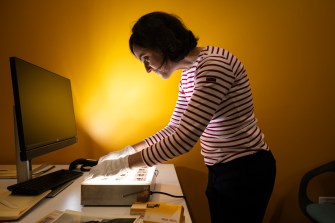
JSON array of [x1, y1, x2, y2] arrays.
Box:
[[82, 166, 157, 186]]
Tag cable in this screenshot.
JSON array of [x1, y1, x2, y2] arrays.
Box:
[[150, 169, 187, 199], [150, 191, 187, 200]]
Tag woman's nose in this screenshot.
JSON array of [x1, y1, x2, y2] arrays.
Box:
[[144, 61, 152, 73]]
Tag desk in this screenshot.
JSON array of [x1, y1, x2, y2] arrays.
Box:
[[0, 164, 191, 223]]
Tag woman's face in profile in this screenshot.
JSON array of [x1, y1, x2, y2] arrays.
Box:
[[132, 44, 174, 79]]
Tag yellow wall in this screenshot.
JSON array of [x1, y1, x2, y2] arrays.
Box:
[[1, 1, 335, 222]]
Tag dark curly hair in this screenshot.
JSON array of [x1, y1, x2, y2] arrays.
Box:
[[129, 12, 198, 62]]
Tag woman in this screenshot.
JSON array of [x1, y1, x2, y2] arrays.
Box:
[[88, 11, 276, 223]]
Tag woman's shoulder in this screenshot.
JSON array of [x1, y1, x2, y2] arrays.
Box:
[[198, 46, 236, 65], [202, 45, 231, 56]]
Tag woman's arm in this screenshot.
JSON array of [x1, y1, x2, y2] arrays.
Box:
[[132, 141, 148, 152], [128, 152, 145, 168], [126, 141, 147, 168]]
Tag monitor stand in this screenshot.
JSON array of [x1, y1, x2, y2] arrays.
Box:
[[14, 111, 32, 183], [15, 155, 32, 183]]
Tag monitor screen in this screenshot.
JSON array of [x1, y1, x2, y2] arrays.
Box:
[[10, 57, 77, 181]]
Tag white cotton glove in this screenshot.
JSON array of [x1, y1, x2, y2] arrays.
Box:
[[87, 156, 129, 179], [98, 146, 136, 164]]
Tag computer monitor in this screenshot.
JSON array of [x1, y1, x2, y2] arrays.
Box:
[[10, 57, 77, 183]]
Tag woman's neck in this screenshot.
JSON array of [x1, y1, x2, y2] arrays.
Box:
[[176, 47, 204, 70]]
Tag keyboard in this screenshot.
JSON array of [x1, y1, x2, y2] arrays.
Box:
[[7, 169, 83, 196]]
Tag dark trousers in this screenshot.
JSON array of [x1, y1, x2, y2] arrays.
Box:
[[206, 150, 276, 223]]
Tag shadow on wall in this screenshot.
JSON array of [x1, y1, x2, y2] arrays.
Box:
[[175, 166, 210, 223], [267, 192, 287, 223]]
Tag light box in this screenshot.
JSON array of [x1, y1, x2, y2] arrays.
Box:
[[81, 166, 157, 206]]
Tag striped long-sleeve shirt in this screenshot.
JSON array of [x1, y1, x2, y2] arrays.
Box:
[[142, 46, 269, 166]]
